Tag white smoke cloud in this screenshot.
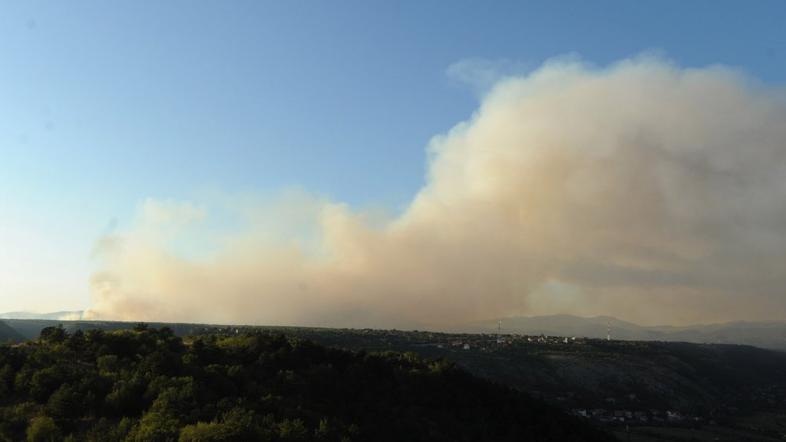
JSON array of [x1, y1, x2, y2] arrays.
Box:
[[86, 56, 786, 327]]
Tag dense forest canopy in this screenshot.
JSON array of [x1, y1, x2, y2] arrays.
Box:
[[0, 326, 611, 441]]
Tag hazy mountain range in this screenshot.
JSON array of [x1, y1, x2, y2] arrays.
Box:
[[454, 314, 786, 351], [0, 310, 84, 320]]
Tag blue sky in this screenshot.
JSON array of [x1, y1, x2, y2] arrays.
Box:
[[1, 1, 785, 313]]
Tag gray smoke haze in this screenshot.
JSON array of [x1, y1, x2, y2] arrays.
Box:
[[86, 56, 786, 328]]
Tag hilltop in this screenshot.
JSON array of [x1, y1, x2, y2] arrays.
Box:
[[3, 319, 786, 415]]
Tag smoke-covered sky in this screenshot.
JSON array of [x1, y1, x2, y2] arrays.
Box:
[[2, 2, 786, 326], [86, 57, 786, 327]]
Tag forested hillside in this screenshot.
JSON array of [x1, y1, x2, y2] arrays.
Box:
[[271, 328, 786, 414], [0, 326, 611, 442]]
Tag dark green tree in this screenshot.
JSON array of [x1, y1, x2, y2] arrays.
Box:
[[26, 416, 61, 442]]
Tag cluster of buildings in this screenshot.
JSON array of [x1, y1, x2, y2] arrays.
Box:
[[571, 408, 700, 425], [436, 333, 586, 352]]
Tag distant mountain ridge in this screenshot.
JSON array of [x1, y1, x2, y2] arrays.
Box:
[[455, 314, 786, 350], [0, 310, 83, 320]]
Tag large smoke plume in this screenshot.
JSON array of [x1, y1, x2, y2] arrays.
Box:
[[86, 56, 786, 328]]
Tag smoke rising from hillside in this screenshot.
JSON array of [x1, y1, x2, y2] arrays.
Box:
[[86, 56, 786, 327]]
